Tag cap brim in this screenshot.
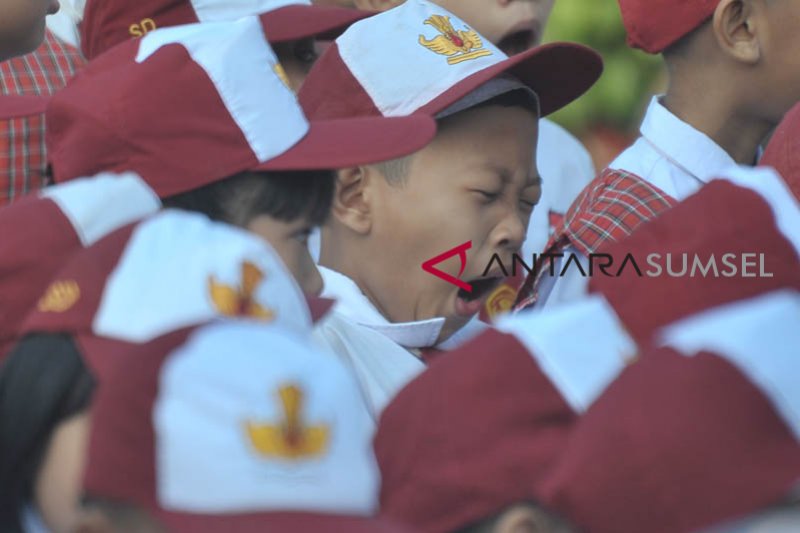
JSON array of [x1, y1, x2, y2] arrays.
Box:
[[260, 5, 372, 43], [161, 510, 412, 533], [419, 42, 603, 118], [74, 299, 332, 377], [0, 95, 50, 119], [258, 115, 436, 170]]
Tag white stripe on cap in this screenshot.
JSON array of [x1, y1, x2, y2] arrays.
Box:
[[716, 166, 800, 256], [136, 17, 308, 162], [155, 322, 379, 514], [93, 210, 312, 342], [336, 0, 507, 117], [495, 295, 637, 413], [189, 0, 308, 22], [39, 172, 160, 247], [660, 290, 800, 441]]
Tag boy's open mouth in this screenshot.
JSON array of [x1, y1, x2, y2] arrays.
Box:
[[498, 30, 536, 56], [454, 276, 504, 317]]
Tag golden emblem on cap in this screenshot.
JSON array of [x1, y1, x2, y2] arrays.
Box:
[[246, 384, 330, 460], [485, 283, 518, 320], [273, 63, 291, 89], [419, 15, 492, 65], [37, 280, 80, 313], [208, 261, 275, 321], [129, 18, 157, 38]]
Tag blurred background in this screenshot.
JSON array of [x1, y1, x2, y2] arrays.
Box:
[[543, 0, 667, 171]]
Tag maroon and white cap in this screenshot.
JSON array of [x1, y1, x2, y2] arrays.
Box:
[[48, 16, 436, 198], [376, 296, 636, 532], [298, 0, 602, 120], [84, 321, 413, 532], [590, 169, 800, 345], [21, 209, 332, 377], [80, 0, 371, 59], [617, 0, 719, 54], [0, 172, 160, 359], [539, 289, 800, 533]]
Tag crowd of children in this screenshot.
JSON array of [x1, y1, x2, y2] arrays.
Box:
[[0, 0, 798, 532]]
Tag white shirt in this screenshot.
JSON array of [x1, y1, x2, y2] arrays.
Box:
[[536, 96, 739, 310], [522, 118, 596, 258], [313, 266, 488, 419], [46, 1, 83, 48]]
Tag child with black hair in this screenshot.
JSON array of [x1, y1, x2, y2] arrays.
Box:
[[296, 0, 601, 417], [515, 0, 800, 311], [0, 16, 433, 533]]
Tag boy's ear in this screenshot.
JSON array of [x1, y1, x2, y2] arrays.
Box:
[[712, 0, 761, 64], [331, 167, 374, 235], [353, 0, 405, 12]]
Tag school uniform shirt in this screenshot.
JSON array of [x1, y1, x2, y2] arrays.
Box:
[[313, 266, 488, 419], [0, 30, 85, 204], [45, 2, 83, 49], [516, 96, 739, 311]]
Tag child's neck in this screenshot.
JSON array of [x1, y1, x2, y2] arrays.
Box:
[[662, 86, 772, 165]]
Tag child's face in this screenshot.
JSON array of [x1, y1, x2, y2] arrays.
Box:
[[360, 104, 539, 343], [0, 0, 59, 61], [273, 38, 320, 92], [429, 0, 556, 54], [755, 0, 800, 124], [34, 411, 89, 533], [247, 215, 324, 296]]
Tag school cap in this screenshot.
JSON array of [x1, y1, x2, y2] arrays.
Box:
[[84, 321, 413, 532], [761, 102, 800, 201], [375, 296, 636, 533], [539, 289, 800, 533], [0, 172, 160, 359], [618, 0, 719, 54], [0, 95, 51, 119], [80, 0, 370, 59], [20, 209, 332, 378], [298, 0, 602, 120], [47, 17, 436, 198], [589, 168, 800, 345]]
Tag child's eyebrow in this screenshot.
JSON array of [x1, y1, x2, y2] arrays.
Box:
[[483, 165, 541, 188]]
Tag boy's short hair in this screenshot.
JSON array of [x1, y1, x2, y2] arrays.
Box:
[[376, 88, 539, 185], [162, 170, 335, 227]]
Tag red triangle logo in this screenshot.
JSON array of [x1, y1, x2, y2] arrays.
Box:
[[421, 241, 473, 292]]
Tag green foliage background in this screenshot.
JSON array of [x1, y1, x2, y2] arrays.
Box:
[[542, 0, 666, 136]]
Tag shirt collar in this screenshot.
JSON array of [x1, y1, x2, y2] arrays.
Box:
[[319, 266, 487, 349], [641, 96, 737, 183]]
